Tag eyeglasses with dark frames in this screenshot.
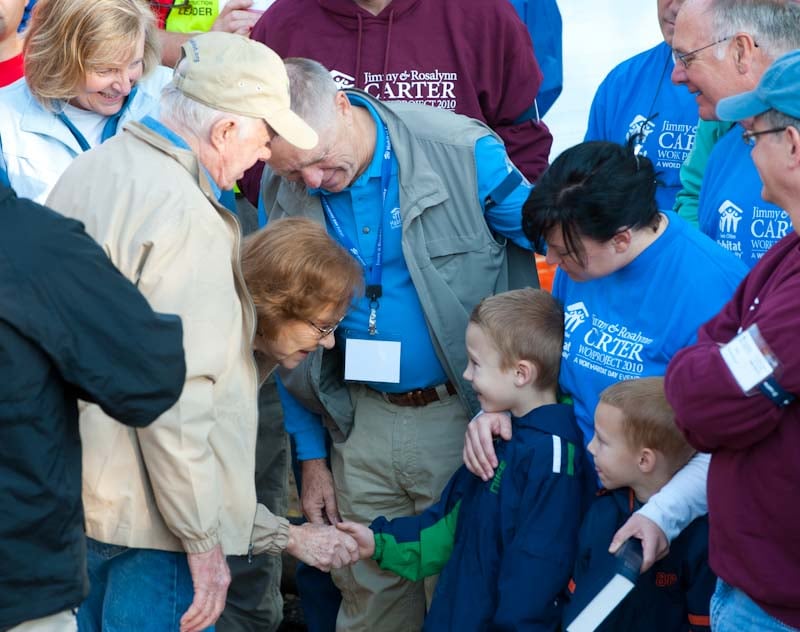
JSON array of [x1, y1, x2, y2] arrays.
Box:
[[742, 126, 788, 147]]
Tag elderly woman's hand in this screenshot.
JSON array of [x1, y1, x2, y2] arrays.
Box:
[[286, 523, 360, 571]]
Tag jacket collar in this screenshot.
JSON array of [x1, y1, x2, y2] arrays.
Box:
[[123, 120, 220, 205], [18, 75, 163, 155], [513, 403, 583, 445]]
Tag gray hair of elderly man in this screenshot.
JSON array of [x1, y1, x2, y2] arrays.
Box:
[[692, 0, 800, 61], [159, 76, 264, 143], [283, 58, 341, 138]]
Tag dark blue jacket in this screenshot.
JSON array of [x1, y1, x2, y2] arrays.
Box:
[[371, 403, 594, 631], [0, 185, 186, 629], [564, 487, 715, 631]]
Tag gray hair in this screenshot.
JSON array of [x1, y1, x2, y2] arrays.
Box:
[[706, 0, 800, 60], [159, 82, 262, 142], [284, 58, 340, 136], [759, 109, 800, 132]]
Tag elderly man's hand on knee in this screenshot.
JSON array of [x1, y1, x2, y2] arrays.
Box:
[[286, 523, 360, 571], [180, 544, 231, 632]]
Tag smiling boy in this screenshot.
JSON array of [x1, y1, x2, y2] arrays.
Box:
[[338, 288, 592, 631]]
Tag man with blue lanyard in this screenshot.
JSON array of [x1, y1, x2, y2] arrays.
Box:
[[259, 57, 537, 632]]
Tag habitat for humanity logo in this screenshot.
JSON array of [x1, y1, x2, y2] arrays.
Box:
[[627, 114, 656, 155], [329, 70, 355, 89], [564, 301, 589, 336], [718, 200, 743, 234]]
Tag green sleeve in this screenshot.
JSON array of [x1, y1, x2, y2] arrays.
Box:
[[371, 472, 465, 582], [674, 119, 736, 227]]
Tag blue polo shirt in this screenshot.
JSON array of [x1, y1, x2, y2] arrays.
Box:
[[276, 94, 532, 460]]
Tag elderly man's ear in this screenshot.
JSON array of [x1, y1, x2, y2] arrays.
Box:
[[209, 117, 239, 151]]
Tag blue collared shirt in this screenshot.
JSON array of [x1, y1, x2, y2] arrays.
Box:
[[276, 95, 532, 460]]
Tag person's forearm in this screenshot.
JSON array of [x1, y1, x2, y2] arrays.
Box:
[[637, 452, 709, 541]]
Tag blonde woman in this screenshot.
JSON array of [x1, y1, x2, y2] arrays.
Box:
[[0, 0, 169, 203]]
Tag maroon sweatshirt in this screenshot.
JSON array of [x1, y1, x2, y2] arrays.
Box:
[[665, 232, 800, 628], [241, 0, 552, 204]]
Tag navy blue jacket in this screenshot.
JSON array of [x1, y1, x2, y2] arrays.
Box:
[[0, 185, 186, 629], [371, 403, 594, 631], [564, 487, 715, 632]]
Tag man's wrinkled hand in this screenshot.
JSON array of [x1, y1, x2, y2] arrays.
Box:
[[180, 544, 231, 632], [286, 523, 360, 571], [301, 458, 340, 524], [463, 411, 512, 481]]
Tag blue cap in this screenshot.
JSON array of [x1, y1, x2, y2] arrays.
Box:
[[716, 49, 800, 121]]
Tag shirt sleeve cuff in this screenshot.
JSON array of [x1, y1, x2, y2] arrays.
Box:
[[251, 504, 291, 555]]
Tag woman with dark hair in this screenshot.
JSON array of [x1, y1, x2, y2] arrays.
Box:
[[465, 140, 747, 568]]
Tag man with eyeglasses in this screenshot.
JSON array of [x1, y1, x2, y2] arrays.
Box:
[[260, 57, 536, 632], [665, 49, 800, 631], [669, 0, 800, 266], [585, 0, 698, 213]]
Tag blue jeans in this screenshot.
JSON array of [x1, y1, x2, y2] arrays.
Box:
[[78, 538, 212, 632], [711, 579, 799, 631]]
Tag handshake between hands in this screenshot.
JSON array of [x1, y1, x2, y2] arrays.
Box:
[[285, 521, 372, 571]]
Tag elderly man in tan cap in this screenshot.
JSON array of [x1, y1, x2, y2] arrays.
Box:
[[46, 32, 359, 632]]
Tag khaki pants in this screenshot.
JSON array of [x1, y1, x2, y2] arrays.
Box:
[[10, 610, 77, 632], [330, 386, 468, 632]]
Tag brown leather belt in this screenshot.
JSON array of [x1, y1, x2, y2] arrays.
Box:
[[381, 381, 457, 407]]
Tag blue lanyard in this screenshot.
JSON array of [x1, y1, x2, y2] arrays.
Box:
[[56, 86, 138, 152], [320, 122, 392, 334]]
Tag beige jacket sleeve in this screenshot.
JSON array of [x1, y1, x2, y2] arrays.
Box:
[[252, 504, 291, 555], [133, 209, 237, 554]]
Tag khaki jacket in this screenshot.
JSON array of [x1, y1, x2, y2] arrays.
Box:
[[46, 122, 288, 556]]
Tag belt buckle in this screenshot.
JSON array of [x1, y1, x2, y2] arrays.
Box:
[[410, 389, 427, 407]]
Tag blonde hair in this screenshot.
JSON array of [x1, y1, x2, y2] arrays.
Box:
[[242, 217, 364, 341], [469, 288, 563, 390], [600, 377, 695, 469], [24, 0, 160, 111]]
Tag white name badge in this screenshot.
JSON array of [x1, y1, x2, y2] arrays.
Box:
[[344, 337, 401, 383], [719, 324, 775, 393]]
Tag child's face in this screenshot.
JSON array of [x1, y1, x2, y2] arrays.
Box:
[[588, 402, 642, 490], [463, 323, 519, 414]]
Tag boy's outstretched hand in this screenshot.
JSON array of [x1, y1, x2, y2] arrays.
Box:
[[336, 521, 376, 559]]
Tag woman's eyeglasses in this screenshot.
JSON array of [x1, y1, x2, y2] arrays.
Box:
[[306, 315, 345, 339]]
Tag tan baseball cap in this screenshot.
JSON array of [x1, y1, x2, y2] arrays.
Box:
[[173, 32, 318, 150]]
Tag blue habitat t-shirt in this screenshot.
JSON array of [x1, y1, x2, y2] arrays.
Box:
[[697, 124, 792, 267], [553, 213, 747, 445], [585, 42, 698, 212]]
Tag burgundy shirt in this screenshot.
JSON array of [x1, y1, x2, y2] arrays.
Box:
[[241, 0, 552, 204], [666, 232, 800, 628]]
